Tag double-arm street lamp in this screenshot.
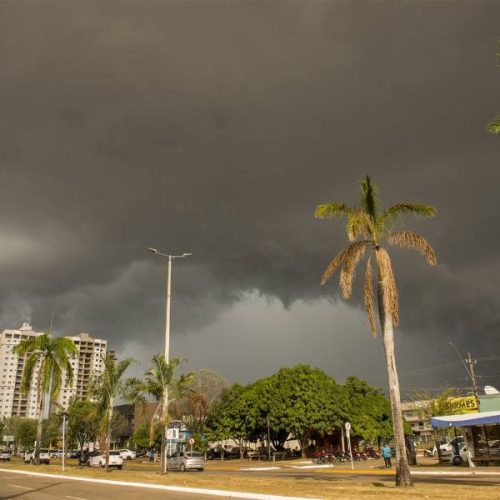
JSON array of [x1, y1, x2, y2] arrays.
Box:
[[147, 247, 191, 473]]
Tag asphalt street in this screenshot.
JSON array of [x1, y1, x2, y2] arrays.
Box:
[[0, 470, 224, 500]]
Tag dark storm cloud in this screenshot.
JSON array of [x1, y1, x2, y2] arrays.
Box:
[[0, 2, 499, 389]]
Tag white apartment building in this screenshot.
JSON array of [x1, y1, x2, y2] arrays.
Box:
[[55, 332, 108, 409], [0, 322, 43, 419], [0, 324, 110, 418]]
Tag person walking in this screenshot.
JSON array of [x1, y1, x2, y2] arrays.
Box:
[[382, 444, 392, 468]]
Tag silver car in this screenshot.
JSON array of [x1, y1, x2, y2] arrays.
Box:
[[168, 451, 205, 472], [0, 450, 11, 461]]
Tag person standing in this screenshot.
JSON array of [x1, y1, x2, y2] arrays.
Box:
[[382, 444, 392, 468]]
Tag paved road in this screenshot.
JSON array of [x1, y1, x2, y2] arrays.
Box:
[[0, 470, 224, 500]]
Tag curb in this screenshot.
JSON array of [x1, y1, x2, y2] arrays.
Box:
[[0, 468, 324, 500]]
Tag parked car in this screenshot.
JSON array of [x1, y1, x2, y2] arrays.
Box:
[[206, 446, 239, 460], [118, 448, 136, 460], [441, 441, 469, 465], [0, 450, 11, 461], [50, 449, 63, 458], [87, 450, 123, 469], [167, 451, 205, 472], [24, 449, 51, 464]]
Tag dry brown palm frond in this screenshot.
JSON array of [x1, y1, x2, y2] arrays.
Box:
[[364, 256, 377, 337], [339, 241, 370, 298], [388, 230, 437, 266], [321, 247, 349, 285], [376, 247, 399, 327]]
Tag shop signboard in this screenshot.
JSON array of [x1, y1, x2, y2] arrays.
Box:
[[449, 396, 478, 414]]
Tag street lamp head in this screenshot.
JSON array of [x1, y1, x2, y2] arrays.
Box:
[[147, 247, 158, 254], [182, 252, 192, 257]]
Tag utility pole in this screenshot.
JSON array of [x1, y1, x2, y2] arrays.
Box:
[[466, 352, 479, 402], [449, 343, 480, 408]]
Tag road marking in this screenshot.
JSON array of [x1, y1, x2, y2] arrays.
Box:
[[9, 484, 35, 490], [1, 469, 323, 500], [65, 496, 87, 500]]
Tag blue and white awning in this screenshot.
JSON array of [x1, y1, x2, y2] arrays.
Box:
[[431, 410, 500, 428]]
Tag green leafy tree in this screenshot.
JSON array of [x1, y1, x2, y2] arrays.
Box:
[[129, 355, 192, 474], [67, 399, 99, 454], [15, 418, 37, 449], [13, 333, 77, 464], [260, 365, 347, 458], [91, 357, 134, 471], [315, 176, 437, 487], [344, 376, 392, 444], [206, 383, 259, 458], [131, 420, 162, 450], [42, 413, 61, 448]]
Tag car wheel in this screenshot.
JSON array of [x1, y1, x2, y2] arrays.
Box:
[[117, 465, 123, 470], [452, 456, 463, 466], [30, 458, 34, 464], [197, 468, 204, 472], [87, 461, 91, 467], [180, 463, 186, 472], [99, 462, 104, 468]]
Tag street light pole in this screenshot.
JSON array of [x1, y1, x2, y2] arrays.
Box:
[[147, 247, 191, 474]]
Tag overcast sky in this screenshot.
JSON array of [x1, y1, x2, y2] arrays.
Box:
[[1, 1, 499, 396]]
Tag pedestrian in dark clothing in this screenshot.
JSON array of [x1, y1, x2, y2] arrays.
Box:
[[382, 444, 392, 468]]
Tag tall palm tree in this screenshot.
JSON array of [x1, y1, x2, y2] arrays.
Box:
[[130, 355, 192, 474], [91, 356, 134, 471], [315, 176, 437, 487], [13, 333, 77, 465]]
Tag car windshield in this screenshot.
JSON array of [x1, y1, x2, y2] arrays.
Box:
[[186, 452, 203, 457], [40, 449, 49, 453], [109, 451, 121, 456]]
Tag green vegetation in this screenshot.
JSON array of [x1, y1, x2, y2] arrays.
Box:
[[13, 333, 77, 464], [90, 357, 134, 471], [315, 176, 437, 487], [207, 364, 391, 457]]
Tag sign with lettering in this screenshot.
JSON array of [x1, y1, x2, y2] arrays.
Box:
[[449, 396, 478, 414]]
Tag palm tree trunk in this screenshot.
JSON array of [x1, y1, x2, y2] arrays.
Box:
[[105, 403, 113, 472], [381, 313, 413, 487]]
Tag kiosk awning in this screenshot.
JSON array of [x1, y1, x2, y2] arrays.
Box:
[[431, 410, 500, 428]]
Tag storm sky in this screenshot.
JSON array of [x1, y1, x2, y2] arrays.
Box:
[[1, 1, 499, 396]]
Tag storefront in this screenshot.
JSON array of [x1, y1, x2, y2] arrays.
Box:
[[431, 410, 500, 465]]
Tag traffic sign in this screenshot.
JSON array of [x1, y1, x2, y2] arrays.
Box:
[[166, 428, 179, 440], [189, 438, 195, 445]]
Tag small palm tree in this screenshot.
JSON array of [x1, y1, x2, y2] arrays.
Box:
[[13, 333, 77, 465], [91, 356, 134, 471], [315, 176, 437, 487], [131, 355, 192, 474]]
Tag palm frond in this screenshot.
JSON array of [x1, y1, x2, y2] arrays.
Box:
[[359, 176, 379, 219], [376, 247, 399, 327], [388, 230, 437, 266], [20, 354, 39, 395], [346, 210, 372, 241], [364, 256, 377, 337], [339, 241, 369, 299], [487, 116, 500, 134], [384, 203, 437, 220], [321, 247, 348, 285], [314, 202, 353, 220]]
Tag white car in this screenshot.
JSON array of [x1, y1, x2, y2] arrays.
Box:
[[87, 450, 123, 469], [118, 448, 136, 460], [24, 449, 51, 464]]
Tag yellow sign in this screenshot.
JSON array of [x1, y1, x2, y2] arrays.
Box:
[[449, 396, 478, 414]]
